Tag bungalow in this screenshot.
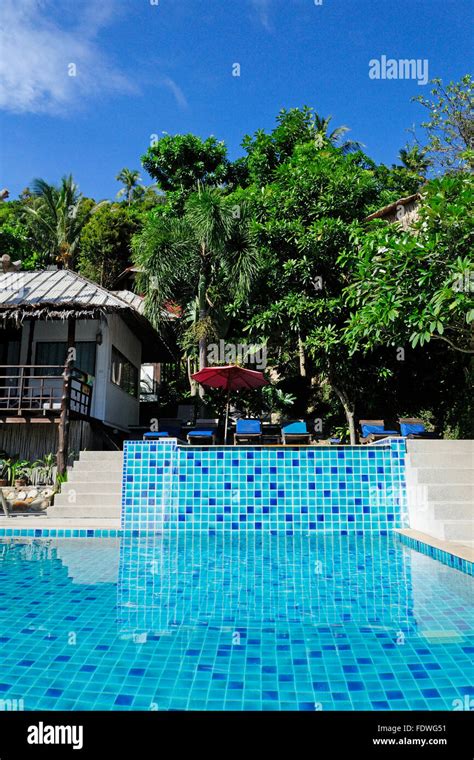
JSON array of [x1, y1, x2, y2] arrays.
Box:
[[0, 266, 174, 461], [364, 193, 421, 229]]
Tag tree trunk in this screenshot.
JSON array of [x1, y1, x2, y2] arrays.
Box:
[[57, 318, 76, 477], [197, 273, 208, 401], [187, 355, 198, 396], [331, 380, 356, 445], [298, 332, 307, 377]]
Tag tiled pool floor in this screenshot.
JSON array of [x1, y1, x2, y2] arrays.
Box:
[[0, 533, 472, 710]]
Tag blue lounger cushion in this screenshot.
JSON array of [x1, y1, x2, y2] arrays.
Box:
[[361, 424, 398, 437], [236, 419, 261, 434], [400, 422, 426, 437], [282, 421, 308, 434], [143, 431, 169, 438], [188, 430, 215, 437]]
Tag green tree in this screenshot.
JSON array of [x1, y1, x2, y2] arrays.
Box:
[[313, 113, 363, 153], [398, 145, 430, 177], [24, 176, 105, 268], [0, 201, 40, 268], [133, 189, 258, 395], [141, 134, 228, 202], [78, 203, 143, 287], [115, 168, 145, 205], [412, 75, 474, 172], [241, 140, 384, 443], [343, 173, 474, 355], [241, 107, 364, 187], [241, 107, 318, 186]]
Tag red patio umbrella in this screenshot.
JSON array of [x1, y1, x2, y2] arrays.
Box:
[[191, 364, 268, 443]]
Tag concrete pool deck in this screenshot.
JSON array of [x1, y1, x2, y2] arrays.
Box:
[[0, 516, 120, 530]]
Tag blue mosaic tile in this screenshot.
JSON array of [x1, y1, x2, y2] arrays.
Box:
[[0, 533, 471, 711], [121, 439, 407, 533]]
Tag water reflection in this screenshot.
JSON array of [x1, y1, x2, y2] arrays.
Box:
[[117, 532, 418, 636]]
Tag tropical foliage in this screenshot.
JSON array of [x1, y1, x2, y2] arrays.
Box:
[[133, 188, 258, 396], [1, 77, 472, 438], [23, 176, 105, 269], [412, 75, 474, 172], [343, 173, 474, 355]]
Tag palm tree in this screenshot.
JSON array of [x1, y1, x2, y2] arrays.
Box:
[[24, 176, 106, 268], [134, 189, 258, 393], [398, 145, 430, 178], [314, 114, 364, 154], [116, 168, 144, 205]]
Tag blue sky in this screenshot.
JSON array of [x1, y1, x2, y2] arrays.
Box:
[[0, 0, 472, 200]]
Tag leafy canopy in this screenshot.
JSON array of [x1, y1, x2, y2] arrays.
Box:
[[343, 173, 474, 354]]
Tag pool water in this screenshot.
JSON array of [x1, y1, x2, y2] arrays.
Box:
[[0, 534, 472, 710]]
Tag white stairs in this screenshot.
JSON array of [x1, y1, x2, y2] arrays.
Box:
[[48, 450, 123, 520], [405, 440, 474, 547]]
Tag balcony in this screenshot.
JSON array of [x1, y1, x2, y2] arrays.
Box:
[[0, 365, 93, 418]]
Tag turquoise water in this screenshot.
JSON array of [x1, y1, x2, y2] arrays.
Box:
[[0, 534, 472, 710]]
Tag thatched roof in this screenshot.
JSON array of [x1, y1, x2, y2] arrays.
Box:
[[0, 269, 175, 362], [364, 193, 421, 222]]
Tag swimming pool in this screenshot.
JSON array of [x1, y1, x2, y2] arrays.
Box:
[[0, 533, 472, 710]]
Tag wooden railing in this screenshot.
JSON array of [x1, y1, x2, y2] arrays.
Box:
[[0, 365, 93, 417]]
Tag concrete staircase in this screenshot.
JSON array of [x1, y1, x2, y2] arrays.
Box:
[[48, 450, 123, 521], [405, 440, 474, 547]]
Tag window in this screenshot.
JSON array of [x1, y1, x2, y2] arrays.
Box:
[[35, 342, 96, 376], [111, 346, 138, 398]]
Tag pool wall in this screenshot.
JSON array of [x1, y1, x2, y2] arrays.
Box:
[[121, 438, 407, 533]]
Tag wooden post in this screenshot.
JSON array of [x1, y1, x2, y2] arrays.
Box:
[[25, 319, 35, 368], [57, 319, 76, 477]]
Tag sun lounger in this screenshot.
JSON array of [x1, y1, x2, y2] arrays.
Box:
[[187, 419, 219, 445], [359, 419, 399, 444], [398, 417, 436, 438], [177, 404, 195, 426], [234, 418, 262, 445], [281, 421, 311, 445]]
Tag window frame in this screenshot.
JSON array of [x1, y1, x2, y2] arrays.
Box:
[[110, 345, 139, 399]]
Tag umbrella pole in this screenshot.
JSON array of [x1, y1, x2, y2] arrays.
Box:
[[224, 387, 231, 444]]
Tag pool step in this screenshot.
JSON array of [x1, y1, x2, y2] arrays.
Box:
[[56, 482, 122, 496], [432, 502, 473, 520], [67, 470, 122, 483], [78, 450, 124, 460], [442, 519, 474, 541], [407, 439, 474, 453], [405, 439, 473, 549], [47, 505, 120, 519], [48, 450, 123, 520], [409, 452, 473, 469], [53, 491, 121, 506], [413, 468, 474, 484], [424, 483, 473, 501]]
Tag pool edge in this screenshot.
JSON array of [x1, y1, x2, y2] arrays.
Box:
[[396, 528, 474, 576]]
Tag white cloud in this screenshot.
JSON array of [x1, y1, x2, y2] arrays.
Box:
[[0, 0, 135, 115], [160, 76, 188, 109], [249, 0, 272, 31]]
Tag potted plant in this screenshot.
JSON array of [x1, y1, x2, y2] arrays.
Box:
[[4, 458, 30, 488], [0, 459, 7, 487], [31, 453, 56, 485]]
